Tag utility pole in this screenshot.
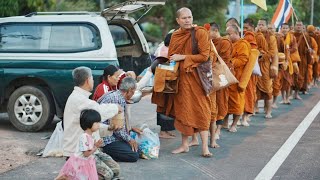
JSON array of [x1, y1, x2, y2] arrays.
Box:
[[100, 0, 105, 12], [310, 0, 314, 25]]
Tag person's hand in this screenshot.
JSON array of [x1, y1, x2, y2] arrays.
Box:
[[170, 54, 185, 62], [110, 121, 123, 131], [94, 139, 103, 148], [131, 127, 143, 135], [128, 139, 138, 152], [117, 105, 123, 113], [126, 71, 136, 79]]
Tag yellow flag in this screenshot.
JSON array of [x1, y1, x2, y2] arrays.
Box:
[[251, 0, 267, 11]]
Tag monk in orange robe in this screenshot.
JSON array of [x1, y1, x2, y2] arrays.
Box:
[[168, 7, 213, 157], [315, 29, 320, 79], [241, 18, 258, 126], [306, 25, 319, 87], [209, 22, 232, 146], [224, 25, 251, 132], [276, 23, 297, 104], [293, 21, 317, 95], [256, 19, 278, 118]]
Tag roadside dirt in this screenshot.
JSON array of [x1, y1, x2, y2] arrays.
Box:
[[0, 114, 56, 174]]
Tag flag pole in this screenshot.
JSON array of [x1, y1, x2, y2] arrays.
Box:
[[289, 1, 311, 49], [291, 0, 294, 26], [241, 0, 244, 37]]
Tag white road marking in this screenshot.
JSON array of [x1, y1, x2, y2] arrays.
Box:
[[255, 100, 320, 180], [180, 158, 219, 179]]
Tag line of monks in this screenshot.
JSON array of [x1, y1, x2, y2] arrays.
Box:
[[206, 17, 319, 148], [152, 7, 319, 157]]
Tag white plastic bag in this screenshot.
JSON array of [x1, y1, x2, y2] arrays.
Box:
[[252, 57, 262, 76], [130, 125, 160, 159], [42, 121, 64, 157]]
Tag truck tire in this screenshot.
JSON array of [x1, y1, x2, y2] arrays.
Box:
[[7, 86, 55, 132]]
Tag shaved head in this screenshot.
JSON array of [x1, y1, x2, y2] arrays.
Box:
[[227, 25, 240, 34], [176, 7, 192, 18]]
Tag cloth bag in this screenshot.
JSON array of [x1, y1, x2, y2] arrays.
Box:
[[42, 121, 64, 157], [191, 28, 213, 95], [210, 41, 239, 91]]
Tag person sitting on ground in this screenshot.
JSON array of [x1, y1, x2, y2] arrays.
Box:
[[93, 65, 136, 101], [98, 77, 143, 162], [57, 109, 120, 180], [63, 66, 123, 178]]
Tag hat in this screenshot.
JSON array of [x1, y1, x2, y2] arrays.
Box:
[[103, 65, 119, 76], [307, 25, 315, 32], [154, 44, 169, 58]]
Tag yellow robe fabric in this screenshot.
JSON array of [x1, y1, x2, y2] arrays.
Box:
[[228, 39, 251, 115], [257, 31, 277, 100]]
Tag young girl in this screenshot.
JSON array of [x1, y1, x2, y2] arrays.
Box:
[[56, 109, 120, 180]]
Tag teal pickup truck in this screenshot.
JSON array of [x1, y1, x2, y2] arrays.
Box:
[[0, 1, 166, 131]]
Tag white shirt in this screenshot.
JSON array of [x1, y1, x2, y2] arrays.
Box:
[[63, 86, 118, 156]]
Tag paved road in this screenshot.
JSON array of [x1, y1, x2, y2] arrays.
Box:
[[0, 88, 319, 180]]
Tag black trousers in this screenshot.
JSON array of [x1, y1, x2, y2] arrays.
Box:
[[156, 113, 175, 131], [102, 141, 139, 162]]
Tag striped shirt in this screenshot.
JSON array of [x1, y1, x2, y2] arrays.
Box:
[[97, 90, 131, 145]]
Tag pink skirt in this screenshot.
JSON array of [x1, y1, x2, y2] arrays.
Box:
[[57, 155, 98, 180]]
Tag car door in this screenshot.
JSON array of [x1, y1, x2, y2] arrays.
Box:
[[101, 0, 166, 75]]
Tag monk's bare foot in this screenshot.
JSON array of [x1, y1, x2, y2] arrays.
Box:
[[272, 103, 278, 109], [241, 121, 250, 127], [201, 146, 213, 157], [289, 95, 293, 100], [172, 146, 189, 154], [167, 131, 176, 137], [214, 133, 220, 140], [294, 95, 302, 100], [222, 124, 229, 129], [237, 120, 241, 126], [279, 100, 285, 104], [265, 114, 272, 119], [210, 141, 220, 148], [189, 139, 199, 147], [229, 126, 237, 133], [159, 131, 175, 139]]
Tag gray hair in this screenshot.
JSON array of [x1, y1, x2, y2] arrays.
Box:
[[72, 66, 92, 86], [176, 7, 192, 18], [119, 77, 137, 92]]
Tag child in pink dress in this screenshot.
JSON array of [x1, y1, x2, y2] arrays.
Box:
[[56, 109, 103, 180]]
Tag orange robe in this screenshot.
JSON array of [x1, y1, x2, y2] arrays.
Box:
[[257, 31, 277, 100], [213, 37, 233, 120], [307, 33, 318, 83], [294, 32, 316, 91], [243, 31, 257, 114], [276, 33, 297, 92], [228, 39, 251, 115], [167, 26, 213, 136]]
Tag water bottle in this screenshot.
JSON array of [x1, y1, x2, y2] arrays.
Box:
[[170, 61, 176, 67]]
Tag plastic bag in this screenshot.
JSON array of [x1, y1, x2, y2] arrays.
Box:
[[130, 126, 160, 159], [42, 121, 64, 157]]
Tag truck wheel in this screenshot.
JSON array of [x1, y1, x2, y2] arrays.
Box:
[[7, 86, 55, 132]]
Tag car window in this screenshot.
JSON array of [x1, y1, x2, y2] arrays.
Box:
[[109, 25, 133, 47], [0, 23, 101, 52]]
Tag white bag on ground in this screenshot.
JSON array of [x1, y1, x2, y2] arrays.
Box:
[[42, 121, 64, 157], [130, 125, 160, 159]]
